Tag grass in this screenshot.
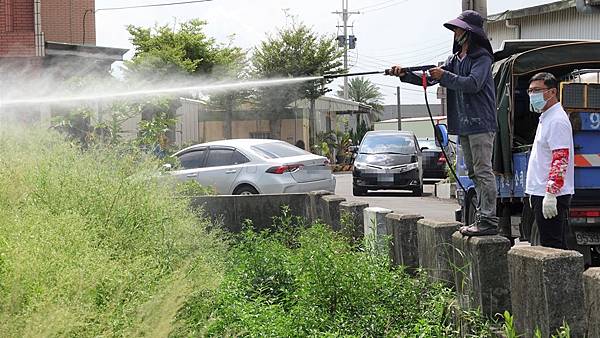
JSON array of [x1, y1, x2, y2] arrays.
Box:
[[0, 127, 227, 337]]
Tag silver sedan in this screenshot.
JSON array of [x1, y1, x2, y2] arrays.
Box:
[[170, 139, 336, 195]]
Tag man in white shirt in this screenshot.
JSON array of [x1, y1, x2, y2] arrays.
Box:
[[525, 72, 574, 249]]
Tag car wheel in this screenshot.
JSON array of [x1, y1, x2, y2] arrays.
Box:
[[412, 184, 423, 197], [233, 185, 259, 195], [352, 184, 367, 196]]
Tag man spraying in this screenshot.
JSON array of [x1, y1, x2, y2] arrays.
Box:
[[389, 10, 498, 236], [526, 72, 574, 249]]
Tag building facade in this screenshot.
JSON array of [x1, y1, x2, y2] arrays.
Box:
[[487, 0, 600, 51], [171, 96, 372, 150], [0, 0, 95, 58]]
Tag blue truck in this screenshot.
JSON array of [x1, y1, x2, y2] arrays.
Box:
[[449, 40, 600, 266]]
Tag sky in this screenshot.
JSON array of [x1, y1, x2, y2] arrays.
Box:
[[95, 0, 554, 105]]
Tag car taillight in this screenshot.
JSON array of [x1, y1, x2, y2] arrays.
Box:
[[437, 153, 446, 164], [266, 164, 304, 174], [324, 159, 330, 165], [570, 209, 600, 218]]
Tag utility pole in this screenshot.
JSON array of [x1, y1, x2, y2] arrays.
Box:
[[396, 86, 402, 131], [462, 0, 487, 18], [333, 0, 359, 99]]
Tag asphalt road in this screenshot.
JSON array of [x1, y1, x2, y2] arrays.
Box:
[[334, 173, 460, 222]]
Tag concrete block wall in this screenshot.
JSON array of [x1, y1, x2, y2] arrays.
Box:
[[417, 219, 459, 286], [584, 268, 600, 337], [386, 213, 422, 271], [508, 247, 585, 337], [452, 233, 511, 318], [194, 192, 600, 335]]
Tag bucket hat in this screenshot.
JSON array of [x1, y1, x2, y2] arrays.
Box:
[[444, 10, 493, 54]]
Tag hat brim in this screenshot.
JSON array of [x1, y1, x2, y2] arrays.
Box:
[[444, 18, 487, 39]]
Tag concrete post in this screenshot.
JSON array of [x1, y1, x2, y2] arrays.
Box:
[[508, 246, 585, 338], [307, 190, 333, 224], [584, 267, 600, 337], [339, 201, 369, 241], [385, 213, 423, 271], [318, 195, 346, 231], [417, 219, 459, 287], [363, 207, 392, 253], [452, 233, 511, 317]]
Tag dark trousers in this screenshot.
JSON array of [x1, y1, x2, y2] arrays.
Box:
[[530, 195, 571, 249]]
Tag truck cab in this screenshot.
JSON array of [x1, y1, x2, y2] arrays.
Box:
[[454, 40, 600, 266]]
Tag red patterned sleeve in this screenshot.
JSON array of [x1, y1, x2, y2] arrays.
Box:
[[546, 148, 569, 194]]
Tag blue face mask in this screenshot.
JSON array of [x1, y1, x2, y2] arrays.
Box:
[[529, 90, 549, 113]]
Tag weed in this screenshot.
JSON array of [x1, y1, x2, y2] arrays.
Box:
[[0, 127, 226, 337]]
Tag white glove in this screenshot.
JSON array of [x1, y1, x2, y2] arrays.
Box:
[[542, 193, 558, 219]]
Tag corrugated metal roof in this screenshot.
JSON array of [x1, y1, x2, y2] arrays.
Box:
[[488, 0, 576, 22], [487, 5, 600, 51]]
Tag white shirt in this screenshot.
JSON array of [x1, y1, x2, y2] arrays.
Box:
[[526, 102, 574, 197]]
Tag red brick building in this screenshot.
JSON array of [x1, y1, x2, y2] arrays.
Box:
[[0, 0, 126, 125], [0, 0, 124, 72]]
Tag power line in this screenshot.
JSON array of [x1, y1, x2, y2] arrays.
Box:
[[83, 0, 213, 44], [356, 0, 399, 11], [362, 0, 410, 13], [368, 40, 452, 58], [96, 0, 213, 11]]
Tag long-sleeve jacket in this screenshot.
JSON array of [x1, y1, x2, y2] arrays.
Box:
[[400, 46, 497, 136]]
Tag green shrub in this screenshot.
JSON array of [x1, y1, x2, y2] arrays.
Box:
[[0, 127, 226, 337], [174, 210, 492, 337]]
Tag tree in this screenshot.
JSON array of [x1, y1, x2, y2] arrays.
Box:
[[337, 77, 384, 123], [126, 19, 247, 139], [252, 23, 343, 141], [126, 19, 245, 79]]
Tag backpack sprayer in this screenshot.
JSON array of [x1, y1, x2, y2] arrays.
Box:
[[322, 66, 469, 199]]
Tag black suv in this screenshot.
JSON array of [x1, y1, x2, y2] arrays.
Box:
[[352, 130, 423, 196]]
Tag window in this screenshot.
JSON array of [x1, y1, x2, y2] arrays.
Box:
[[178, 149, 207, 169], [233, 150, 250, 165], [359, 134, 417, 155], [252, 141, 309, 159], [206, 148, 235, 167]]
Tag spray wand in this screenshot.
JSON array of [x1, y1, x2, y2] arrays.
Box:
[[322, 65, 437, 79]]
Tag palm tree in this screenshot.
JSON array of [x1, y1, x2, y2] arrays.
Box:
[[336, 77, 384, 123]]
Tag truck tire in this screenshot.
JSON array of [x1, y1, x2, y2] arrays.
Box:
[[465, 190, 477, 226]]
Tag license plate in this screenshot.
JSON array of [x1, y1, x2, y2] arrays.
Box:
[[378, 175, 394, 183], [575, 231, 600, 245]]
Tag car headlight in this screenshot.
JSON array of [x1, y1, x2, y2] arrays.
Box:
[[406, 162, 419, 170], [354, 161, 367, 170]]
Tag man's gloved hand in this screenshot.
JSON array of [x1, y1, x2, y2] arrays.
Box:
[[542, 193, 558, 219]]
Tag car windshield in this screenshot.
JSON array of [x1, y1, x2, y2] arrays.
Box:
[[418, 139, 439, 150], [252, 141, 310, 159], [359, 134, 416, 154]]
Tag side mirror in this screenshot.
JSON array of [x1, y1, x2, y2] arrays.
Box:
[[434, 124, 449, 148], [162, 163, 173, 171], [348, 145, 359, 153]]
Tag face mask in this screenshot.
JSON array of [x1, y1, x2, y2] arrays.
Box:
[[455, 31, 469, 47], [529, 90, 549, 113]]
